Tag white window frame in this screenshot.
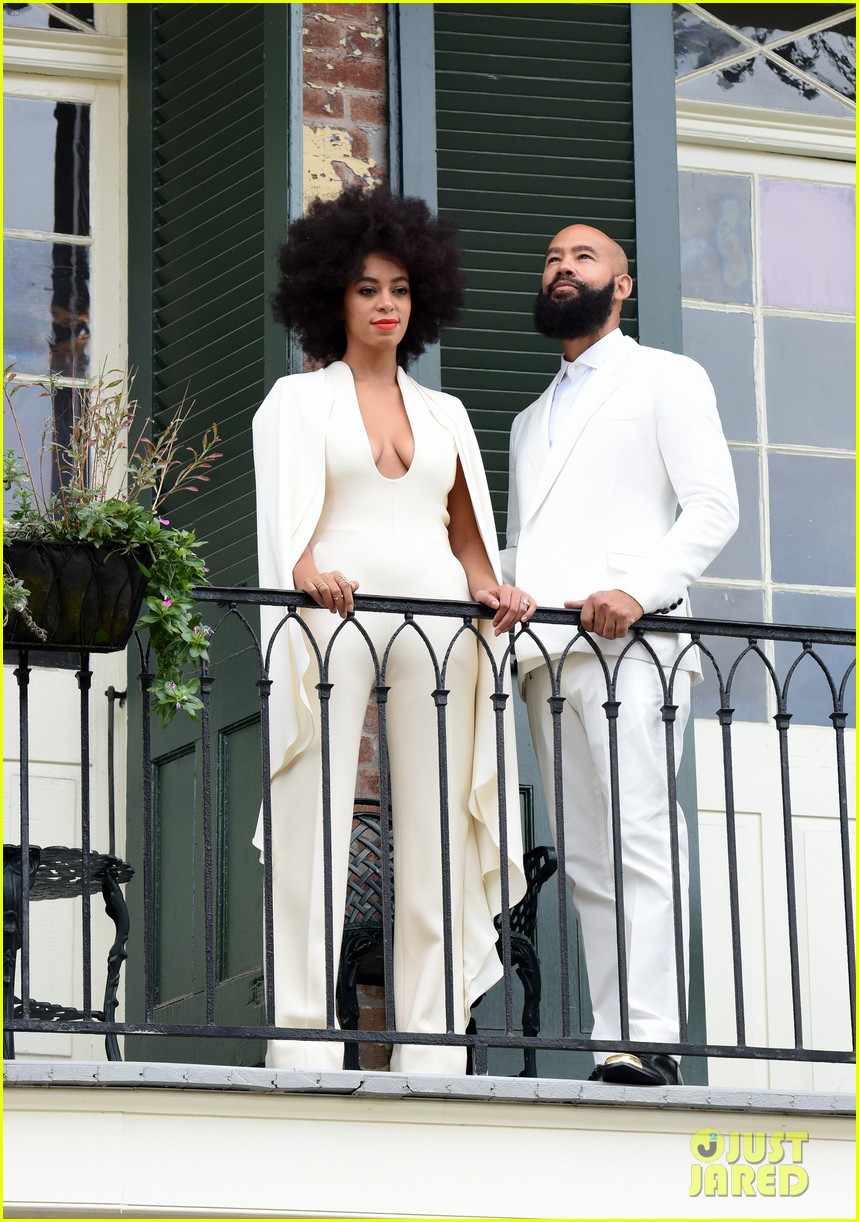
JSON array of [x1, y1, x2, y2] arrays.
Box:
[[4, 70, 127, 384], [678, 137, 855, 621], [678, 108, 856, 1094], [3, 3, 130, 1064]]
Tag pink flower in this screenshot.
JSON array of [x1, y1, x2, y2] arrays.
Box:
[[203, 567, 209, 573], [167, 681, 176, 691], [159, 517, 170, 526], [163, 597, 173, 608]]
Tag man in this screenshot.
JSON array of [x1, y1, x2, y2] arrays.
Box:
[[502, 224, 738, 1086]]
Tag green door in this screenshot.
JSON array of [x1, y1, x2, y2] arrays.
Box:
[[123, 1, 294, 1065]]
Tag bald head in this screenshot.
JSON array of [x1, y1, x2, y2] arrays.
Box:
[[537, 224, 633, 358], [546, 225, 629, 277]]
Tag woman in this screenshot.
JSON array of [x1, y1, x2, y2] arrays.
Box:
[[253, 185, 536, 1074]]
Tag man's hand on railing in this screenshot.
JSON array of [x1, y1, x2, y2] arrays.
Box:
[[565, 589, 644, 640]]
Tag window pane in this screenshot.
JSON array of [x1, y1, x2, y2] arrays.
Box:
[[679, 171, 753, 304], [3, 98, 90, 236], [676, 55, 851, 115], [3, 4, 94, 29], [760, 180, 855, 314], [765, 317, 855, 449], [769, 453, 855, 587], [682, 308, 757, 442], [674, 7, 745, 76], [696, 5, 851, 42], [769, 22, 856, 102], [3, 380, 80, 514], [706, 448, 762, 581], [690, 585, 767, 722], [3, 237, 91, 377], [772, 592, 855, 728]]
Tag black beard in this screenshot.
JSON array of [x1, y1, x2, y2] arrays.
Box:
[[533, 276, 616, 340]]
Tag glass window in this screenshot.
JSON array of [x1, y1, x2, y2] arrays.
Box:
[[3, 238, 91, 377], [771, 21, 856, 102], [765, 318, 855, 450], [772, 592, 855, 727], [769, 453, 855, 587], [690, 585, 767, 722], [760, 180, 855, 315], [682, 308, 757, 442], [3, 4, 95, 30], [679, 171, 753, 304], [674, 4, 855, 114], [3, 95, 92, 381], [705, 448, 762, 581], [3, 380, 80, 512], [695, 5, 850, 42], [3, 98, 90, 235], [673, 7, 746, 76], [676, 57, 850, 116]]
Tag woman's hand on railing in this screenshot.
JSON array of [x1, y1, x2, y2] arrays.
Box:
[[293, 552, 360, 617], [473, 584, 537, 635]]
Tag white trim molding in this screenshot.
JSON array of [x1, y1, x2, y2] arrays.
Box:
[[676, 97, 856, 162], [2, 28, 126, 80]]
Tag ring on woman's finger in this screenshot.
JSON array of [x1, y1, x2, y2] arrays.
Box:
[[522, 598, 530, 609], [334, 594, 343, 601]]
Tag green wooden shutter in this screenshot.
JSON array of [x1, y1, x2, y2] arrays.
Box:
[[434, 2, 637, 534], [430, 5, 707, 1083], [146, 1, 290, 586], [125, 2, 292, 1064]]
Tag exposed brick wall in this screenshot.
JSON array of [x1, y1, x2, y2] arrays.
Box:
[[303, 4, 388, 203]]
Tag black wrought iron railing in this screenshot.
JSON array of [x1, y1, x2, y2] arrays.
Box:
[[4, 589, 855, 1079]]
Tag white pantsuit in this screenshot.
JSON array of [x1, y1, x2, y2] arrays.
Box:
[[502, 331, 738, 1060], [254, 362, 526, 1073], [524, 657, 691, 1049]]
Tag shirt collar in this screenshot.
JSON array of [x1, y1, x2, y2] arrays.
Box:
[[559, 327, 624, 376]]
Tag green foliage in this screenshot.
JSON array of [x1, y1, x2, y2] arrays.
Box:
[[3, 365, 223, 725]]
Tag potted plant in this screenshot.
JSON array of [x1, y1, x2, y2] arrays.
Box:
[[3, 365, 222, 725]]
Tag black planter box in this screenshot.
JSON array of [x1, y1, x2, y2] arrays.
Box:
[[3, 540, 147, 658]]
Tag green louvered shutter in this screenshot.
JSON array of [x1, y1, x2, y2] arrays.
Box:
[[125, 2, 291, 1064], [434, 2, 637, 534], [433, 3, 636, 1079], [147, 1, 289, 586], [431, 5, 706, 1084]]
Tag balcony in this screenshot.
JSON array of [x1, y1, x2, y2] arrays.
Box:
[[3, 590, 856, 1217]]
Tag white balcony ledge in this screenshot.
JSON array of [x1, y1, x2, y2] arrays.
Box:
[[4, 1062, 855, 1219]]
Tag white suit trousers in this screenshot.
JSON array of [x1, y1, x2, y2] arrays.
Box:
[[267, 610, 478, 1075], [524, 654, 691, 1060]]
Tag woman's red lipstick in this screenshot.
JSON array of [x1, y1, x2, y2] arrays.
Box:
[[372, 319, 398, 330]]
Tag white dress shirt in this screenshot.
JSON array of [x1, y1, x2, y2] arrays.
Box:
[[547, 326, 625, 447]]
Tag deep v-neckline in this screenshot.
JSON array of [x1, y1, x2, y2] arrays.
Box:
[[349, 370, 416, 483]]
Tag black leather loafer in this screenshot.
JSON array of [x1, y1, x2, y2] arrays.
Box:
[[600, 1052, 683, 1086]]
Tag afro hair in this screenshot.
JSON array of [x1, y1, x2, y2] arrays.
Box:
[[271, 185, 465, 367]]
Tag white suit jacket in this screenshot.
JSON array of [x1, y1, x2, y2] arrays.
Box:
[[501, 334, 739, 682], [253, 363, 526, 991]]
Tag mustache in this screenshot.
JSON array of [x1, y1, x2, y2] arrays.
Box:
[[550, 274, 585, 290]]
